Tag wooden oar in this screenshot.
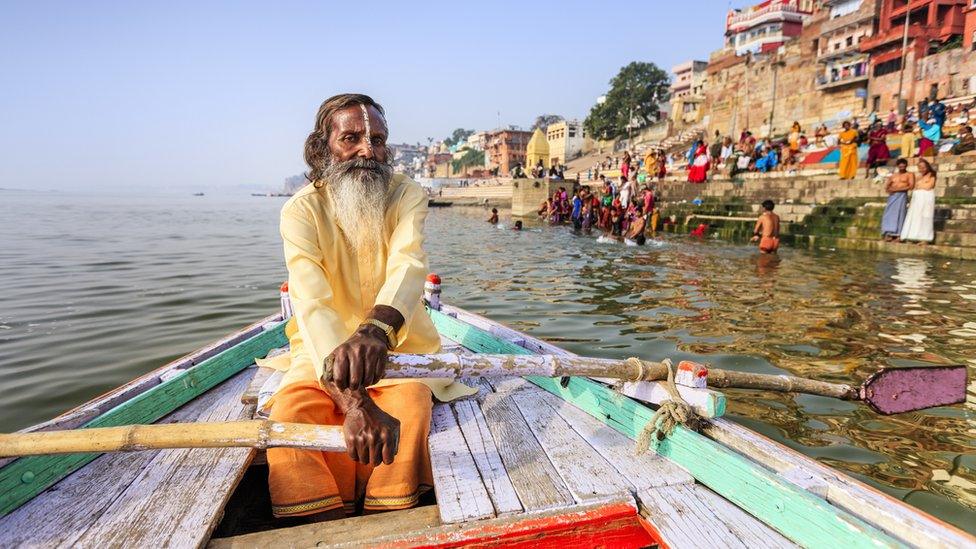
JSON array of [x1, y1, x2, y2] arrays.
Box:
[[0, 420, 345, 458], [381, 353, 968, 415]]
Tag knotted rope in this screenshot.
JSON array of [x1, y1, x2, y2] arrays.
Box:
[[635, 358, 703, 454]]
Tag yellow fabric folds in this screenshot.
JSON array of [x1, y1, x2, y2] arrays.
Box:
[[273, 176, 474, 402]]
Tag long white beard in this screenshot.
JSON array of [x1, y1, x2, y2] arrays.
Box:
[[325, 170, 393, 257]]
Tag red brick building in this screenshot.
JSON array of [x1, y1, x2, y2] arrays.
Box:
[[860, 0, 968, 111], [964, 0, 976, 50], [485, 129, 532, 176]]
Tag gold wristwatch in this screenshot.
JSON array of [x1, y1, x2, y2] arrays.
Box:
[[362, 318, 398, 350]]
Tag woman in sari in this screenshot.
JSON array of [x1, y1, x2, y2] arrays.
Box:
[[837, 120, 859, 180], [864, 121, 890, 178], [687, 141, 709, 183]]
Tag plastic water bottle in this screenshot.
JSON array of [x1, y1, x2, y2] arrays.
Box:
[[424, 273, 442, 310], [280, 281, 293, 319]]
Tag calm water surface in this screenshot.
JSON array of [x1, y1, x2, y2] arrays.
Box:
[[1, 190, 974, 532]]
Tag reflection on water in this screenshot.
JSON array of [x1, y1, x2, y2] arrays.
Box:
[[0, 193, 973, 532]]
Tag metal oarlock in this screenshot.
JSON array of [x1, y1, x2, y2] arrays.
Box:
[[424, 273, 442, 310], [279, 281, 293, 319]]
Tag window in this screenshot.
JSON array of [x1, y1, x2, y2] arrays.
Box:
[[874, 57, 901, 77], [846, 36, 853, 46]]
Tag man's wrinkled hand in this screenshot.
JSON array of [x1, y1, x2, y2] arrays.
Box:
[[342, 401, 400, 466], [327, 326, 388, 391]]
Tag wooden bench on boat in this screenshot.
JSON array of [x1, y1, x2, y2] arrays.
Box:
[[0, 305, 972, 547]]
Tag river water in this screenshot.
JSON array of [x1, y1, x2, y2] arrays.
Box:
[[1, 190, 974, 532]]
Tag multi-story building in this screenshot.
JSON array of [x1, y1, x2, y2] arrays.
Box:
[[670, 61, 709, 126], [725, 0, 816, 56], [813, 0, 880, 115], [465, 131, 488, 152], [545, 120, 584, 165], [860, 0, 968, 111], [485, 128, 532, 176]]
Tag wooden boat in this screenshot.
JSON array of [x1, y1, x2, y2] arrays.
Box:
[[427, 199, 453, 208], [0, 298, 973, 548]]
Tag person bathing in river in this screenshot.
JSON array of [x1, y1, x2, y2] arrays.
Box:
[[881, 158, 913, 242], [487, 207, 499, 225], [270, 94, 472, 522], [751, 199, 780, 254], [513, 220, 523, 231]]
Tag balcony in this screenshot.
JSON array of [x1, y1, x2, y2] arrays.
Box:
[[728, 2, 808, 32], [818, 42, 865, 61], [815, 71, 869, 90]]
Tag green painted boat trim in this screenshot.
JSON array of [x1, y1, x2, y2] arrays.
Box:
[[0, 321, 288, 518], [428, 308, 904, 548]]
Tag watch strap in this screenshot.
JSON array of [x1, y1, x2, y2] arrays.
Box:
[[363, 318, 397, 350]]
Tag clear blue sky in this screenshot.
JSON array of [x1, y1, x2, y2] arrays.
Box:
[[1, 1, 743, 192]]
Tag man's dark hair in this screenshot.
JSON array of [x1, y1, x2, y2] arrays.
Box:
[[896, 158, 908, 166], [304, 94, 386, 185], [762, 199, 775, 211]]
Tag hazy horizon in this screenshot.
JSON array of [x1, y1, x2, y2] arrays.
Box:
[[2, 1, 743, 192]]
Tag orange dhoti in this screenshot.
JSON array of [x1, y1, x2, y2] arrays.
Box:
[[267, 381, 434, 518], [759, 235, 780, 253]]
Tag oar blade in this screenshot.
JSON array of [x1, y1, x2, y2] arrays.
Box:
[[860, 365, 968, 415]]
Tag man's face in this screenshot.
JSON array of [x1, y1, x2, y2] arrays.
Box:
[[327, 105, 389, 163]]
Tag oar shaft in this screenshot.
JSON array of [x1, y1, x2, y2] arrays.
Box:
[[0, 420, 345, 458], [384, 353, 857, 400]]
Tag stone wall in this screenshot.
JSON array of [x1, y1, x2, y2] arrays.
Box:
[[511, 178, 557, 217]]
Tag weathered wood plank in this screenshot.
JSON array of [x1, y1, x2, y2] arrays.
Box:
[[705, 418, 975, 549], [431, 308, 905, 548], [451, 400, 522, 517], [639, 483, 797, 549], [480, 393, 575, 512], [532, 388, 694, 491], [0, 370, 255, 547], [0, 321, 287, 518], [240, 365, 276, 406], [209, 495, 641, 549], [69, 371, 256, 547], [428, 404, 495, 524], [509, 391, 634, 502]]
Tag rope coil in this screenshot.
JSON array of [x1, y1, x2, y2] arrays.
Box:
[[635, 358, 703, 454]]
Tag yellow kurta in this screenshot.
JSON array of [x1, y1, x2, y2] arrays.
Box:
[[900, 132, 915, 159], [837, 129, 859, 179], [278, 174, 446, 391]]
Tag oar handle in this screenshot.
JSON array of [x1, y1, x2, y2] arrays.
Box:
[[0, 420, 345, 458]]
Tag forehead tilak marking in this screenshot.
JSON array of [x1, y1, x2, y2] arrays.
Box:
[[360, 104, 373, 152]]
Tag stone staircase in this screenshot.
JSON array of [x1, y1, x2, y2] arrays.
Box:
[[656, 154, 976, 260]]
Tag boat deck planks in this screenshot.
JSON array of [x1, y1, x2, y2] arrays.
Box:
[[427, 404, 496, 523], [0, 369, 256, 548], [451, 399, 523, 517], [639, 483, 797, 548]]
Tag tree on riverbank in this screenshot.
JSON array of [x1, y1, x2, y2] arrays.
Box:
[[443, 128, 475, 148], [531, 114, 564, 132], [584, 62, 670, 140]]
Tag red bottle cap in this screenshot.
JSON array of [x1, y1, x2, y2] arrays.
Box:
[[426, 273, 441, 284], [280, 281, 289, 292]]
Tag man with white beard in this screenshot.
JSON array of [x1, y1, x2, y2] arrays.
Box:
[[267, 94, 471, 522]]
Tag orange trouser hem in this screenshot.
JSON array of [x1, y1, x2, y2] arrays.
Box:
[[267, 381, 434, 518]]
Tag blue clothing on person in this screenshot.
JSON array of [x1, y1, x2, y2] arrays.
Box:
[[881, 191, 908, 237], [571, 196, 583, 220], [918, 119, 942, 142], [755, 150, 778, 173]]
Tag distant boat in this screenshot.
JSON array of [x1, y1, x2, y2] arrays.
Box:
[[428, 199, 453, 208], [192, 192, 205, 196]]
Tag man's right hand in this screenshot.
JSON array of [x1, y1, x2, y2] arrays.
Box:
[[342, 400, 400, 466]]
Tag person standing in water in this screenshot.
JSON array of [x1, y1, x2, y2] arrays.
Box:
[[487, 207, 499, 224], [899, 159, 936, 244], [881, 158, 914, 241], [751, 200, 780, 254]]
